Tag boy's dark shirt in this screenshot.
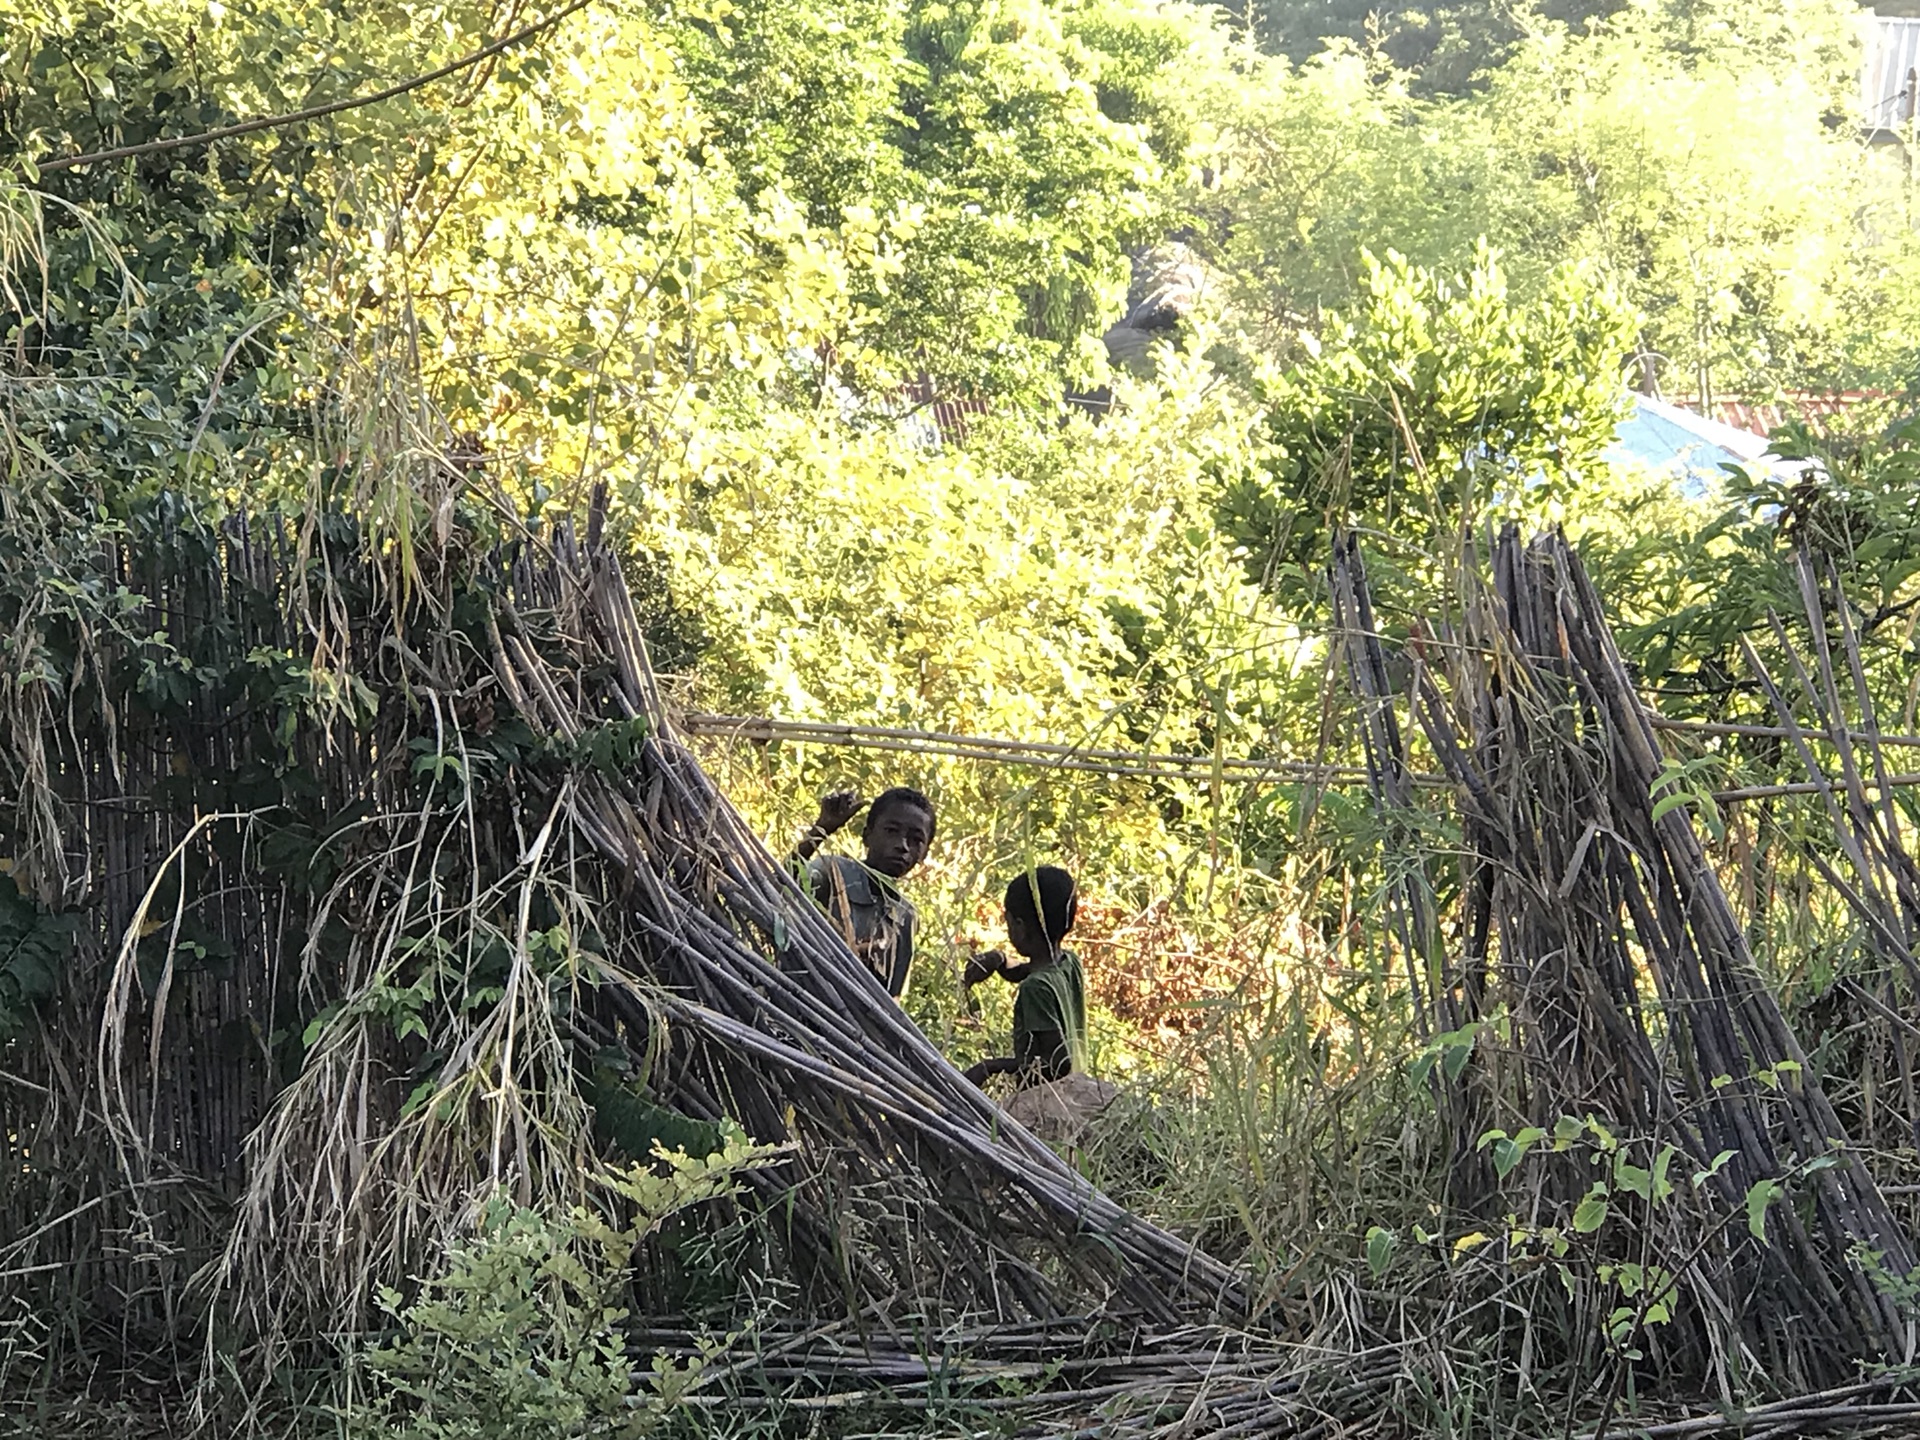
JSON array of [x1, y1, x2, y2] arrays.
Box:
[[807, 854, 917, 999], [1012, 950, 1086, 1079]]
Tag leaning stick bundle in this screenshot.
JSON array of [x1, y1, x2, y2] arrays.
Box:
[[1335, 526, 1915, 1388], [508, 530, 1248, 1322], [205, 495, 1242, 1353]]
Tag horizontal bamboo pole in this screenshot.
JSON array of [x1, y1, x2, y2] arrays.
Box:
[[1710, 772, 1920, 803], [679, 712, 1437, 787], [1648, 714, 1920, 750], [678, 711, 1920, 804], [682, 711, 1359, 771]]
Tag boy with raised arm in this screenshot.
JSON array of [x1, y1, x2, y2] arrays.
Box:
[[793, 785, 936, 1000]]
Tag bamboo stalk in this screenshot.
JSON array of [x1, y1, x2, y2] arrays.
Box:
[[680, 713, 1920, 800], [1335, 523, 1919, 1389]]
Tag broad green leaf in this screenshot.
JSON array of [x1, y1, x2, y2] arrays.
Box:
[[1614, 1160, 1652, 1201], [1746, 1179, 1783, 1242], [1651, 792, 1695, 824], [1692, 1149, 1735, 1188], [1573, 1187, 1610, 1234], [1442, 1033, 1476, 1082], [1651, 1145, 1677, 1204], [1608, 1306, 1636, 1344], [1365, 1226, 1396, 1277]]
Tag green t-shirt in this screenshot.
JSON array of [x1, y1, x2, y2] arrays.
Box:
[[1012, 951, 1086, 1075]]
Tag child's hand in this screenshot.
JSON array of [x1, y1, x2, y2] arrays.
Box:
[[963, 949, 1006, 987], [814, 788, 866, 834]]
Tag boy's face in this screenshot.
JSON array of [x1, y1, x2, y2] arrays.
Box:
[[863, 802, 933, 878], [1005, 909, 1046, 960]]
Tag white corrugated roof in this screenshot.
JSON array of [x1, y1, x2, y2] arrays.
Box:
[[1863, 17, 1920, 132]]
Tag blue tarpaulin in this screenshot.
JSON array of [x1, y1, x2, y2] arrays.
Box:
[[1604, 395, 1784, 495]]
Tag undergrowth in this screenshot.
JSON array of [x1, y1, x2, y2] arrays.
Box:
[[341, 1138, 774, 1440]]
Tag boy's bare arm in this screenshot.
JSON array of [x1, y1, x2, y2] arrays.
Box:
[[963, 1055, 1021, 1084], [963, 1025, 1070, 1088], [963, 949, 1037, 986], [794, 787, 865, 864]]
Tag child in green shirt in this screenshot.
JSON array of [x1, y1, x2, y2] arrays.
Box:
[[962, 865, 1086, 1087]]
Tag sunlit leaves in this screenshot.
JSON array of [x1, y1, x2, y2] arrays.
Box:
[[1218, 245, 1636, 591]]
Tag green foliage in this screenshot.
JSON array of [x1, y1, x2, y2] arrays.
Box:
[[0, 877, 75, 1039], [1219, 246, 1635, 589], [1225, 0, 1857, 105], [671, 0, 1203, 404], [1486, 8, 1880, 397], [1232, 0, 1554, 94], [1205, 0, 1892, 397], [2, 0, 359, 504], [878, 0, 1163, 395], [1593, 417, 1920, 713], [350, 1135, 775, 1439], [1203, 48, 1574, 330], [672, 0, 912, 223], [1650, 756, 1726, 840]]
